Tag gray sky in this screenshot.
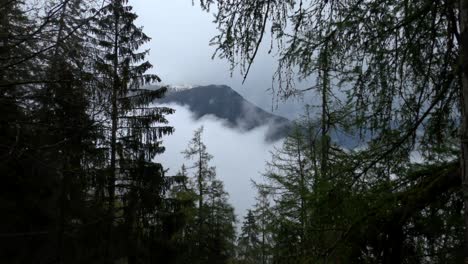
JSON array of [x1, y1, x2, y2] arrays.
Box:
[[132, 0, 309, 120], [131, 1, 310, 220]]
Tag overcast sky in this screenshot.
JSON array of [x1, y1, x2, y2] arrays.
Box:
[[131, 1, 309, 220], [131, 0, 311, 120]]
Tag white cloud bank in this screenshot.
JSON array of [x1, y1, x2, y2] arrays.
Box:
[[155, 104, 283, 220]]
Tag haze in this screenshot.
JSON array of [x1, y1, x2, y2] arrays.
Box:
[[158, 104, 282, 219]]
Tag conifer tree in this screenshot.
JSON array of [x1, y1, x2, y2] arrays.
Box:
[[261, 124, 314, 261], [91, 0, 174, 262], [38, 1, 102, 261], [183, 126, 237, 263], [205, 179, 236, 263], [0, 1, 182, 263], [237, 210, 261, 264], [183, 126, 215, 243], [167, 164, 198, 264], [252, 187, 273, 264], [200, 0, 466, 261], [0, 1, 67, 262], [0, 1, 111, 262]]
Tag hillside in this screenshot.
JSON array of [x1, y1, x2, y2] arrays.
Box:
[[157, 85, 291, 142]]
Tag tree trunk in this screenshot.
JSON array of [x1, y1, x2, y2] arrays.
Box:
[[53, 3, 70, 262], [197, 147, 203, 254], [107, 4, 120, 263], [320, 43, 330, 180], [0, 0, 10, 84], [296, 134, 307, 256], [459, 0, 468, 262]]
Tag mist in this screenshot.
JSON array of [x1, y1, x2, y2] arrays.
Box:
[[156, 104, 283, 219]]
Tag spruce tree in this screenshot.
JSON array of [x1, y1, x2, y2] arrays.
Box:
[[38, 1, 101, 261], [91, 0, 174, 262], [0, 2, 60, 262], [0, 1, 181, 262]]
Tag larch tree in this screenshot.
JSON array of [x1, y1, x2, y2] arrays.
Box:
[[183, 126, 237, 263], [251, 187, 273, 264], [205, 179, 236, 263], [199, 0, 467, 262], [263, 124, 312, 259], [182, 126, 215, 240]]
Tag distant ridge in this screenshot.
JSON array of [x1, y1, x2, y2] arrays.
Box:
[[156, 85, 291, 142]]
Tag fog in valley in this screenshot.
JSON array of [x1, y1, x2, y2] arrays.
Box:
[[158, 104, 282, 220], [2, 0, 467, 263]]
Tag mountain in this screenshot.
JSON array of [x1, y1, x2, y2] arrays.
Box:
[[157, 85, 291, 142]]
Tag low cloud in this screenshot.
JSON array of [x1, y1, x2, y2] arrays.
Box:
[[156, 104, 283, 220]]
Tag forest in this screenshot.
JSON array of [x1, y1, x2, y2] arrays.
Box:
[[1, 0, 468, 263]]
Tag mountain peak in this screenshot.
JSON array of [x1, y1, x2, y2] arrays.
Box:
[[157, 85, 290, 142]]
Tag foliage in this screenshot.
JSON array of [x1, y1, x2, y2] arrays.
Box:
[[0, 1, 180, 263], [180, 126, 237, 264], [248, 120, 463, 263], [199, 0, 466, 262]]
